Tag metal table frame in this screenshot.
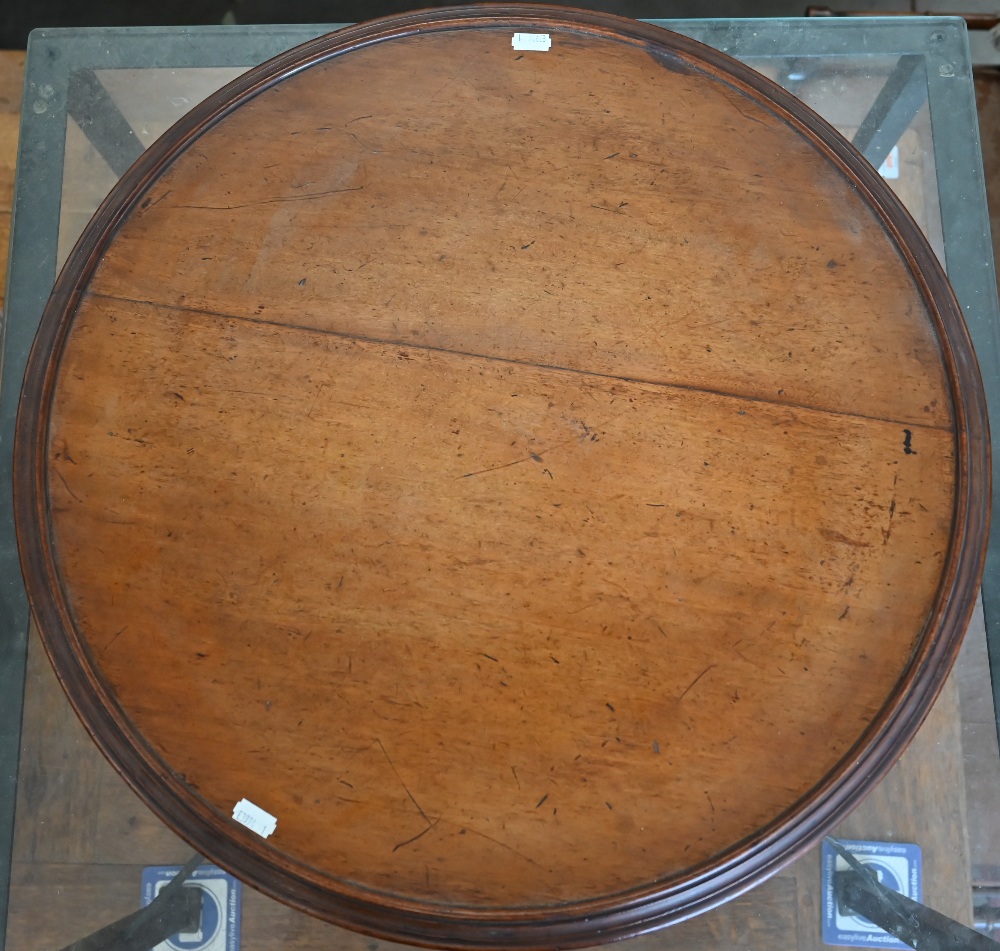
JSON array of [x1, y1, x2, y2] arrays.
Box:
[[1, 16, 996, 948]]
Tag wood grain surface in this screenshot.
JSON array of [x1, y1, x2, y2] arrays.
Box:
[[12, 9, 990, 948]]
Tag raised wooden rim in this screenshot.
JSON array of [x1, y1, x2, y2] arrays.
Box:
[[14, 6, 991, 947]]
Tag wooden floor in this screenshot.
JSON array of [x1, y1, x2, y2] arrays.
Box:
[[0, 46, 996, 951], [0, 50, 22, 314]]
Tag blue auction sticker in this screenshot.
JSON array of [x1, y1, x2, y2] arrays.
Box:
[[141, 864, 241, 951], [821, 839, 922, 949]]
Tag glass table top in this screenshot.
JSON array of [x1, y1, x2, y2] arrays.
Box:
[[1, 15, 998, 951]]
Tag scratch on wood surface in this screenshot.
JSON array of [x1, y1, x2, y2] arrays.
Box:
[[821, 528, 871, 548], [883, 496, 897, 546], [139, 189, 172, 210], [393, 817, 439, 853], [102, 627, 127, 655], [54, 468, 82, 503], [172, 186, 363, 211], [678, 664, 716, 701], [460, 454, 541, 479], [446, 821, 542, 868], [720, 93, 767, 126], [377, 737, 431, 827]]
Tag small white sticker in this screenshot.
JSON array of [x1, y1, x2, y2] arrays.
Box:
[[232, 798, 277, 838], [512, 32, 551, 52]]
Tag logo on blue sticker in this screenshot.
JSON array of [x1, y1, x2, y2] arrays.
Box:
[[141, 864, 241, 951], [821, 839, 922, 949]]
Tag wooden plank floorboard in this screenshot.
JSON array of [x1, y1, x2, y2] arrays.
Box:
[[0, 50, 25, 310]]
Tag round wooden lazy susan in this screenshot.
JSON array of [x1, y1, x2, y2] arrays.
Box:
[[14, 6, 990, 948]]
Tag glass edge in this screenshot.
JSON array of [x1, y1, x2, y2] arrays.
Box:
[[923, 24, 1000, 749], [0, 32, 72, 951], [21, 17, 975, 69]]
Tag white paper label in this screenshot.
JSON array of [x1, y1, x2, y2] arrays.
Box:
[[232, 798, 277, 838], [512, 33, 551, 52]]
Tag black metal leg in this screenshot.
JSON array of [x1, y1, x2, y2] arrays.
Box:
[[852, 53, 928, 170], [828, 837, 998, 951], [58, 854, 205, 951]]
